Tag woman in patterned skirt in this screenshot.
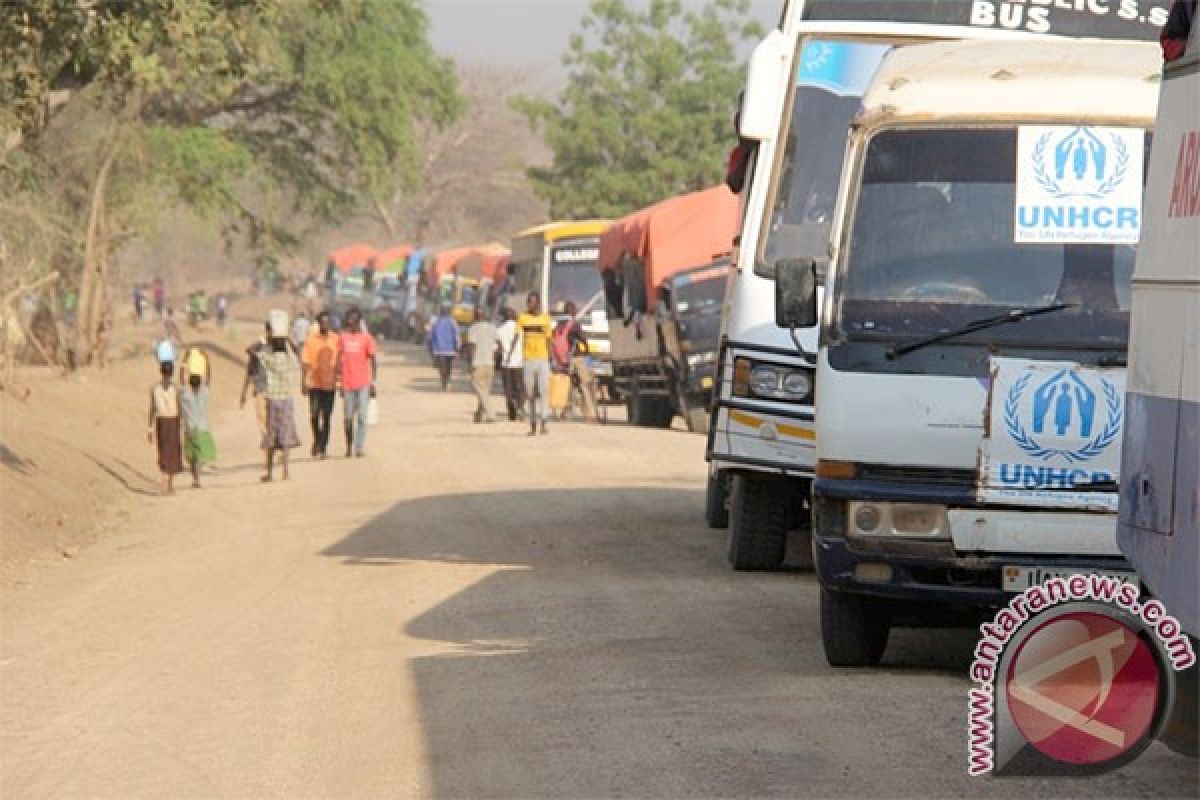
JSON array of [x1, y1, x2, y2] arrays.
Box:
[[147, 361, 183, 494], [259, 334, 301, 481]]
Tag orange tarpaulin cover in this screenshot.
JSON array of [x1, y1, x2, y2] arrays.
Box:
[[328, 244, 379, 273], [597, 186, 738, 310], [455, 242, 511, 282], [372, 245, 414, 273], [428, 246, 475, 288]]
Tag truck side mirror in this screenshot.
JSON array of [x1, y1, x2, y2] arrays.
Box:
[[739, 30, 792, 142], [775, 258, 819, 329]]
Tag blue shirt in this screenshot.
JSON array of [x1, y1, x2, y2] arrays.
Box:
[[428, 316, 459, 356]]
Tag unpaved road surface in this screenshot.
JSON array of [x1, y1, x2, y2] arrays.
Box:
[[2, 344, 1196, 798]]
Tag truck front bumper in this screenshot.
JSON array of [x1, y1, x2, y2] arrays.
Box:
[[812, 489, 1132, 609]]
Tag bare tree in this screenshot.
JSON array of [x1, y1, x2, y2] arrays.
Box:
[[370, 64, 548, 247]]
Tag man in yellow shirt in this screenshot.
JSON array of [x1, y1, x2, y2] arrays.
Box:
[[517, 291, 553, 435]]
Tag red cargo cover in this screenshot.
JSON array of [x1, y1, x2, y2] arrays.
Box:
[[328, 243, 379, 273], [597, 186, 737, 310]]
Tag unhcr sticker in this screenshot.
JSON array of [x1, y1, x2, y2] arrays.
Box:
[[1014, 126, 1145, 245]]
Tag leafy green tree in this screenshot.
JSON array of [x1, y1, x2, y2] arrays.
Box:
[[515, 0, 762, 219], [1, 0, 460, 361]]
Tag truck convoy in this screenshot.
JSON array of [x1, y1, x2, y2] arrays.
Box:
[[773, 38, 1158, 666], [709, 0, 1167, 571], [597, 186, 738, 431], [1118, 9, 1198, 756]]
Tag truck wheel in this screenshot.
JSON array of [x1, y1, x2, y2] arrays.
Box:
[[727, 474, 787, 570], [705, 469, 730, 529], [820, 587, 890, 667]]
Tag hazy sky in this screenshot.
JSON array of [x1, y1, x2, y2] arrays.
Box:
[[426, 0, 782, 72]]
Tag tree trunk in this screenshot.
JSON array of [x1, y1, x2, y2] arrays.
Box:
[[78, 135, 120, 364], [373, 196, 398, 241]]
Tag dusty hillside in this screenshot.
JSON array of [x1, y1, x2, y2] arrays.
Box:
[[0, 296, 281, 588]]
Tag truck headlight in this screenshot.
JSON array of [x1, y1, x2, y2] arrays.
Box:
[[734, 361, 814, 403], [848, 502, 950, 539], [686, 351, 716, 368]]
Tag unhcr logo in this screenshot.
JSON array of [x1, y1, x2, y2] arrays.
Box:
[[1014, 125, 1144, 245], [1003, 370, 1122, 465]]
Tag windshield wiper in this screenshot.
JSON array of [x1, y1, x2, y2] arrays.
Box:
[[887, 303, 1075, 359]]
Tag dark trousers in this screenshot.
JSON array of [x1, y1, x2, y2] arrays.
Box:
[[308, 389, 335, 454], [502, 367, 526, 420], [435, 355, 454, 390]]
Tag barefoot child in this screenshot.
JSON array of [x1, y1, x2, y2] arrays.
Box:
[[180, 374, 217, 488], [147, 361, 183, 494]]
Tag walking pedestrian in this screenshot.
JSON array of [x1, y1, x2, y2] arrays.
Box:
[[466, 308, 499, 423], [561, 301, 600, 422], [180, 373, 217, 488], [240, 322, 271, 437], [133, 284, 146, 323], [496, 308, 526, 421], [291, 312, 311, 352], [259, 314, 302, 481], [163, 307, 181, 346], [215, 293, 228, 326], [427, 306, 459, 391], [147, 361, 183, 495], [334, 308, 377, 458], [152, 277, 166, 319], [302, 311, 339, 458], [518, 291, 554, 435]]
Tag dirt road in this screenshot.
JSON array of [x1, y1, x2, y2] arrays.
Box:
[[1, 344, 1195, 798]]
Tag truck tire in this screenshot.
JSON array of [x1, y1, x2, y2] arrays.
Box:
[[704, 469, 730, 529], [820, 587, 890, 667], [727, 474, 787, 570]]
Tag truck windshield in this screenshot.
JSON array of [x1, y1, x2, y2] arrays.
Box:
[[549, 262, 603, 311], [837, 127, 1146, 350], [673, 276, 726, 316], [762, 40, 892, 268]]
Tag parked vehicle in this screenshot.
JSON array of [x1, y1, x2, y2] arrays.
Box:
[[502, 221, 612, 390], [598, 187, 738, 430], [1118, 8, 1198, 756], [709, 0, 1166, 566], [774, 39, 1159, 666]]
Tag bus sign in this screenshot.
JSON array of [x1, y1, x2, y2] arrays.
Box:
[[802, 0, 1167, 41]]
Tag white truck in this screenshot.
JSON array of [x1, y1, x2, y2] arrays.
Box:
[[774, 38, 1159, 666], [707, 0, 1166, 573], [1118, 3, 1198, 755]]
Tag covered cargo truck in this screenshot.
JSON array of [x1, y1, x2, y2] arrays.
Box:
[[598, 186, 738, 430]]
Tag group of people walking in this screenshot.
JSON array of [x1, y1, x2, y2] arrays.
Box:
[[148, 305, 379, 492], [427, 291, 599, 435]]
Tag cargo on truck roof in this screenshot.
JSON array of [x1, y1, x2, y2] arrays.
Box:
[[597, 186, 738, 312]]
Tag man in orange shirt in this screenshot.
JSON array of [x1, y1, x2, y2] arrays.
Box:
[[302, 311, 339, 458]]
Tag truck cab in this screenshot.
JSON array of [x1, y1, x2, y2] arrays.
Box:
[[776, 39, 1160, 666], [655, 261, 732, 432]]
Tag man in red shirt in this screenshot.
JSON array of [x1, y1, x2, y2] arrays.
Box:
[[333, 308, 378, 458]]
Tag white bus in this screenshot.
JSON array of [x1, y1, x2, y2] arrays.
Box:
[[1118, 5, 1198, 755], [707, 0, 1166, 570]]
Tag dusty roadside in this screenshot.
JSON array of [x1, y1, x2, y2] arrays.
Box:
[[0, 300, 273, 588]]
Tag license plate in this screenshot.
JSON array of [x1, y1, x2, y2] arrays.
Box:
[[701, 376, 713, 389], [1002, 565, 1136, 592]]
